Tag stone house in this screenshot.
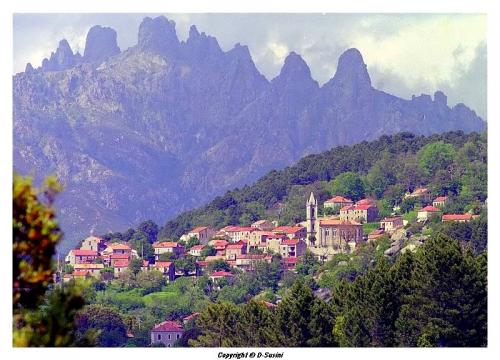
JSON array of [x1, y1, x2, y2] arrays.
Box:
[[150, 321, 183, 347]]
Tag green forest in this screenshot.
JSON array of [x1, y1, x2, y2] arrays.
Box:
[[13, 131, 487, 347]]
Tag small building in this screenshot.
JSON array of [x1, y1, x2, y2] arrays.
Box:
[[209, 239, 229, 252], [66, 249, 99, 265], [272, 226, 307, 240], [225, 241, 247, 260], [152, 261, 176, 282], [151, 320, 183, 347], [182, 226, 215, 245], [280, 239, 307, 258], [72, 270, 92, 280], [433, 196, 449, 208], [221, 226, 256, 242], [340, 203, 379, 223], [113, 260, 130, 278], [153, 241, 185, 260], [234, 254, 273, 270], [248, 230, 276, 248], [417, 205, 442, 222], [264, 233, 288, 254], [251, 220, 275, 231], [324, 196, 353, 210], [183, 313, 200, 324], [380, 216, 404, 232], [73, 263, 104, 277], [189, 244, 206, 257], [109, 253, 130, 267], [80, 236, 106, 252], [442, 213, 474, 223], [102, 243, 132, 256]]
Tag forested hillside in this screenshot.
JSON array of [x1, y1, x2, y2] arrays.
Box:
[[160, 130, 487, 239]]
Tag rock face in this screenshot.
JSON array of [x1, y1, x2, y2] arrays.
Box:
[[13, 16, 486, 253], [83, 25, 120, 64]]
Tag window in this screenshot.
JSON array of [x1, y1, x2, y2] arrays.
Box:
[[157, 334, 161, 340], [167, 344, 171, 347], [177, 334, 180, 339], [168, 334, 171, 339]]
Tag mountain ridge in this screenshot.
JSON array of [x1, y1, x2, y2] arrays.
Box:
[[13, 16, 486, 253]]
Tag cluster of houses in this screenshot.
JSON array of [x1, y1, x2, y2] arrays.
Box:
[[63, 187, 477, 282]]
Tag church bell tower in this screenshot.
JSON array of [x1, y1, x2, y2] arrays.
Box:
[[306, 192, 318, 246]]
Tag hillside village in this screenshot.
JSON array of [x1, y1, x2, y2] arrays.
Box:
[[61, 185, 484, 346]]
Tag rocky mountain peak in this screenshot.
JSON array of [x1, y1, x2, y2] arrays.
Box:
[[83, 25, 120, 64], [184, 24, 223, 63], [137, 16, 180, 56], [275, 52, 312, 81], [326, 48, 371, 94], [41, 39, 77, 71]]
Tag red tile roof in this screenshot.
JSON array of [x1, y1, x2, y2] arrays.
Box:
[[152, 320, 183, 332], [325, 196, 353, 203], [73, 249, 98, 256], [281, 239, 299, 246], [113, 260, 129, 268], [189, 245, 205, 251], [210, 270, 234, 277], [267, 233, 288, 240], [190, 226, 208, 233], [420, 205, 441, 212], [282, 257, 299, 264], [142, 260, 149, 267], [109, 243, 131, 250], [263, 301, 277, 308], [153, 241, 183, 248], [354, 204, 374, 210], [434, 196, 448, 202], [368, 229, 385, 236], [442, 214, 473, 221], [211, 240, 229, 246], [412, 188, 428, 195], [356, 198, 377, 205], [273, 226, 305, 234], [340, 205, 355, 211], [196, 261, 209, 267], [226, 243, 246, 250]]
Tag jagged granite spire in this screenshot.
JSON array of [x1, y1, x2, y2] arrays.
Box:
[[325, 48, 371, 95], [137, 16, 180, 56], [83, 25, 120, 64], [273, 51, 316, 86], [41, 39, 77, 72]]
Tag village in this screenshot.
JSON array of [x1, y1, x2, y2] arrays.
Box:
[[60, 187, 481, 346]]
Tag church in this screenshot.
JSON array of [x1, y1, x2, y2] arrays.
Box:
[[305, 192, 364, 260]]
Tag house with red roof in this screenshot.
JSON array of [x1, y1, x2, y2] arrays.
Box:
[[380, 216, 403, 232], [188, 244, 206, 257], [272, 226, 307, 240], [433, 196, 449, 208], [225, 241, 247, 260], [442, 213, 474, 223], [209, 239, 229, 251], [183, 313, 200, 324], [340, 201, 379, 223], [66, 249, 99, 265], [324, 196, 353, 210], [109, 253, 130, 267], [417, 205, 442, 222], [153, 241, 185, 260], [280, 239, 307, 258], [73, 263, 104, 278], [150, 320, 183, 347], [222, 226, 256, 242], [113, 259, 130, 278], [152, 261, 176, 281], [181, 226, 215, 245]]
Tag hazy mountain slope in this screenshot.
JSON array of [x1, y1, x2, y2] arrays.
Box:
[[13, 16, 486, 252]]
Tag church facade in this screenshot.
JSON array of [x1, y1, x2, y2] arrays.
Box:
[[306, 192, 364, 260]]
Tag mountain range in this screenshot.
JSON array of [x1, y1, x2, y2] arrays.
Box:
[[13, 16, 486, 253]]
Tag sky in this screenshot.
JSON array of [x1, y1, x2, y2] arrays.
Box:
[[13, 13, 487, 119]]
